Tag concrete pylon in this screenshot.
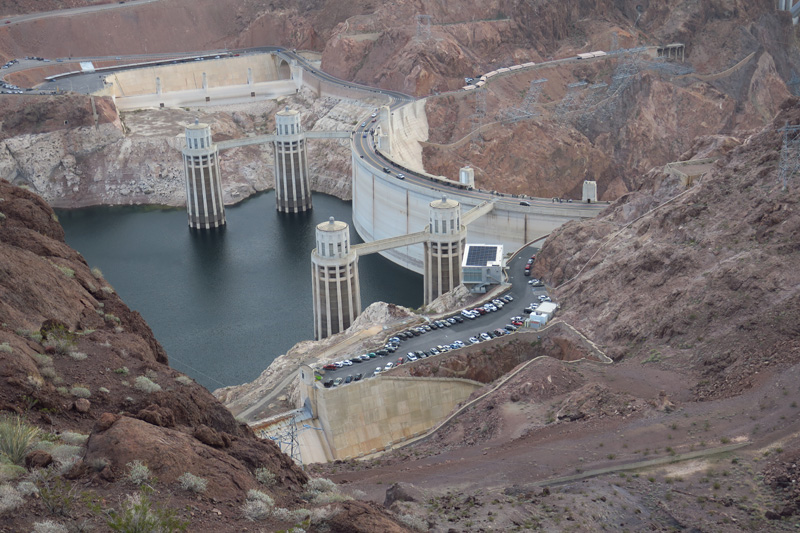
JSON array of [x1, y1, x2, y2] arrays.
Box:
[[459, 166, 475, 188], [182, 120, 226, 229], [582, 180, 598, 203], [202, 72, 207, 91], [274, 107, 312, 213], [424, 196, 466, 304], [311, 217, 361, 339]]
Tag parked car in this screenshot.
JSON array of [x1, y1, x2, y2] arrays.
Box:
[[323, 380, 333, 388], [333, 377, 343, 386], [505, 324, 518, 331], [344, 375, 353, 384], [342, 359, 353, 366], [407, 352, 418, 361], [469, 336, 480, 344], [373, 367, 382, 376], [323, 364, 336, 370], [480, 333, 492, 341], [354, 373, 363, 381], [384, 362, 394, 371]]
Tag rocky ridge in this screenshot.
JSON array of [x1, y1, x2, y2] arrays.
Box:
[[0, 178, 412, 531]]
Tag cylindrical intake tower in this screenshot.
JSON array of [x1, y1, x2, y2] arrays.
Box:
[[311, 217, 361, 340], [424, 196, 466, 304], [182, 120, 225, 229], [274, 107, 312, 213]]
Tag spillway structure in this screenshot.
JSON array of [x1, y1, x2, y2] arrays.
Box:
[[424, 196, 466, 305], [274, 107, 312, 213], [311, 217, 361, 340], [182, 120, 226, 229]]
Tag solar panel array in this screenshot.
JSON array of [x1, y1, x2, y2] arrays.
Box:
[[464, 245, 501, 266]]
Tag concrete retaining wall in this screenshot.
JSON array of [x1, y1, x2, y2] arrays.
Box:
[[313, 376, 481, 459], [108, 54, 290, 97]]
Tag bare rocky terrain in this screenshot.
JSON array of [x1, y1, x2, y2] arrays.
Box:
[[0, 0, 799, 531]]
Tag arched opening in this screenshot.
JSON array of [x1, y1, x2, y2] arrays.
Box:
[[278, 59, 291, 80]]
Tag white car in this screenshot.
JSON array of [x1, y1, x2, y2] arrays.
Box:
[[406, 352, 418, 361], [334, 361, 344, 368], [469, 336, 480, 344], [480, 333, 492, 341], [373, 367, 382, 376], [342, 360, 353, 366], [371, 112, 377, 117], [384, 362, 394, 371]]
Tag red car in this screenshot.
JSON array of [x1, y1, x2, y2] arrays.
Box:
[[322, 364, 336, 370]]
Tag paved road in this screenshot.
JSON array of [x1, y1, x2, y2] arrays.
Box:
[[1, 0, 161, 25], [318, 244, 548, 385]]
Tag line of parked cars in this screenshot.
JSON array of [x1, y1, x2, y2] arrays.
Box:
[[321, 295, 526, 387], [524, 253, 536, 276]]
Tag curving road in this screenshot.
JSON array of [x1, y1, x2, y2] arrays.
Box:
[[1, 0, 161, 25]]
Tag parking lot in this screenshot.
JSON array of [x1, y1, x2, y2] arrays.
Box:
[[317, 245, 550, 387]]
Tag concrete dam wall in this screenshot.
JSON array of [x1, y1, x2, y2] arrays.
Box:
[[108, 54, 290, 97], [310, 376, 482, 460]]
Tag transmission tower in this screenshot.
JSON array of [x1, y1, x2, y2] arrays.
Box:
[[779, 122, 800, 191], [470, 88, 486, 149], [554, 81, 587, 127], [577, 82, 608, 131], [504, 78, 547, 122], [416, 14, 433, 40], [260, 417, 302, 465]]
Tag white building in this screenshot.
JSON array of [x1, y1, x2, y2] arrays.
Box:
[[461, 244, 504, 293]]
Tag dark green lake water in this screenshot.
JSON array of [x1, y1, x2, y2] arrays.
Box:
[[56, 192, 422, 390]]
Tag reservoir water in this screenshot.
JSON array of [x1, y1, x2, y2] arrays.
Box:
[[56, 192, 423, 391]]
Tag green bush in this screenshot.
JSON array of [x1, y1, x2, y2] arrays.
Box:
[[242, 490, 274, 521], [0, 414, 41, 465], [91, 267, 103, 279], [70, 387, 91, 398], [255, 467, 276, 487], [0, 484, 23, 514], [34, 473, 79, 517], [126, 460, 151, 486], [107, 490, 188, 532], [177, 473, 207, 494], [134, 376, 161, 394], [0, 342, 12, 353], [41, 326, 76, 355]]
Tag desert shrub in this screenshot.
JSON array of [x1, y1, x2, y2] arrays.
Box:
[[271, 507, 308, 522], [41, 326, 76, 355], [59, 432, 88, 446], [101, 286, 115, 295], [174, 376, 193, 386], [0, 414, 41, 465], [91, 267, 103, 279], [88, 457, 110, 472], [33, 473, 78, 517], [242, 490, 274, 521], [0, 484, 23, 514], [134, 376, 161, 394], [126, 460, 151, 486], [0, 463, 26, 482], [177, 473, 207, 494], [305, 477, 336, 493], [114, 367, 129, 375], [104, 313, 121, 324], [398, 514, 428, 531], [309, 491, 352, 505], [107, 490, 188, 532], [30, 353, 53, 367], [49, 262, 75, 279], [255, 467, 276, 487], [50, 445, 83, 465], [16, 480, 38, 496], [70, 386, 91, 398], [99, 387, 110, 394], [40, 367, 58, 380], [68, 352, 88, 361], [56, 387, 69, 396], [0, 342, 12, 353], [32, 520, 69, 533]]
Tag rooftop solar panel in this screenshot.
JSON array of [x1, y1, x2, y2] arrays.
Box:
[[465, 245, 501, 266]]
